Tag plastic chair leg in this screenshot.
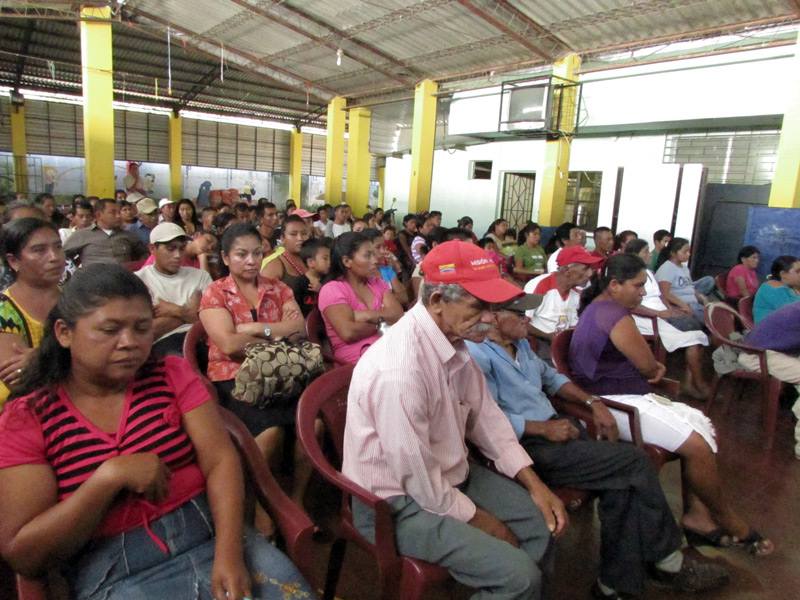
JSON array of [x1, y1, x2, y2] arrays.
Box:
[[323, 538, 347, 600], [763, 377, 783, 451], [705, 374, 721, 413]]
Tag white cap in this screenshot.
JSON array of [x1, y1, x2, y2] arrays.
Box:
[[150, 222, 188, 244], [159, 198, 176, 209]]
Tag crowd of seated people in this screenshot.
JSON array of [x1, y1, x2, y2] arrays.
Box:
[[0, 191, 783, 599]]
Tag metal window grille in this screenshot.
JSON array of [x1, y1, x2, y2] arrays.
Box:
[[663, 131, 780, 185]]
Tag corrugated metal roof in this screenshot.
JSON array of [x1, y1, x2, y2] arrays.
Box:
[[0, 0, 796, 133]]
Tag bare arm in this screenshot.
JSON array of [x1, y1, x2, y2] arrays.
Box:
[[182, 402, 251, 600], [390, 276, 408, 305], [553, 382, 619, 442], [0, 455, 169, 576], [200, 307, 264, 360], [733, 275, 749, 298], [232, 299, 305, 339], [657, 281, 693, 314], [0, 332, 33, 388], [608, 315, 666, 383], [514, 257, 543, 276], [259, 257, 284, 280], [515, 466, 567, 538]]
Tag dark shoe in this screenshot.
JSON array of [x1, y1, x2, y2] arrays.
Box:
[[648, 554, 730, 592], [589, 580, 636, 599], [682, 526, 733, 548]]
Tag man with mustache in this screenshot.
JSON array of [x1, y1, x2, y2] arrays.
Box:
[[344, 240, 566, 599], [466, 300, 730, 598]]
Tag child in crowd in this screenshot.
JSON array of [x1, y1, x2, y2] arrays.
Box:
[[290, 238, 331, 316], [383, 225, 399, 257], [478, 237, 511, 277], [367, 228, 408, 305], [502, 228, 519, 257]]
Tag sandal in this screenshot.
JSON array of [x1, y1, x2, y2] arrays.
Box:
[[682, 526, 733, 548], [736, 530, 775, 556]]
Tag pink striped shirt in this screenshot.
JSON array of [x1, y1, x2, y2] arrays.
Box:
[[342, 302, 533, 522], [0, 357, 209, 538]]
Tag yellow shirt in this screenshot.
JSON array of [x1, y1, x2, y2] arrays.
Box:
[[0, 291, 45, 408]]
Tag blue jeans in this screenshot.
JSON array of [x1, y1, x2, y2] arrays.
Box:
[[67, 493, 316, 600]]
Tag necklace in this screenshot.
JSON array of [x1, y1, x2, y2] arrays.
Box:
[[283, 253, 306, 275]]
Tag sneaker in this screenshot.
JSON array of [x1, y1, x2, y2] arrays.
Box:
[[647, 554, 730, 592], [590, 580, 635, 599]]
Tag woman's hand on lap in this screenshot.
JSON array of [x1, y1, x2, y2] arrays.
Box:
[[211, 554, 252, 600]]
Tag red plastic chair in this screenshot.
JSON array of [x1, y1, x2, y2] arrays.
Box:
[[181, 320, 220, 402], [703, 302, 784, 449], [296, 364, 453, 600], [738, 295, 755, 330], [550, 328, 680, 472], [640, 316, 667, 364], [715, 271, 739, 307], [305, 307, 348, 369], [7, 407, 320, 600]]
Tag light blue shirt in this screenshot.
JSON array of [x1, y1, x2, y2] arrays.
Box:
[[466, 338, 570, 439]]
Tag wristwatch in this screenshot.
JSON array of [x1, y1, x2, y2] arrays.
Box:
[[585, 395, 601, 407], [263, 324, 271, 339]]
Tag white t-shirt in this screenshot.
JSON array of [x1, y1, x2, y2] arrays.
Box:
[[313, 220, 328, 235], [325, 221, 351, 238], [524, 272, 580, 334], [135, 265, 213, 341], [546, 248, 562, 273]]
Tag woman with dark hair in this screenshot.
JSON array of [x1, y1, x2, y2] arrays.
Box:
[[613, 230, 638, 252], [260, 215, 310, 288], [457, 216, 478, 243], [624, 239, 710, 398], [725, 245, 761, 299], [514, 222, 546, 277], [173, 199, 201, 236], [485, 218, 510, 248], [199, 223, 309, 509], [753, 255, 800, 322], [654, 237, 715, 324], [318, 231, 403, 363], [0, 218, 64, 406], [568, 254, 772, 555], [0, 265, 316, 599]]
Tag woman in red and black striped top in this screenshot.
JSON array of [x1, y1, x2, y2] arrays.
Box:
[[0, 265, 317, 599]]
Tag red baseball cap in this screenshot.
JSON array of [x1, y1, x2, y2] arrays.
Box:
[[557, 245, 604, 267], [421, 240, 524, 304]]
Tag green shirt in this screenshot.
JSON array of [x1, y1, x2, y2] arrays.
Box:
[[514, 244, 547, 271]]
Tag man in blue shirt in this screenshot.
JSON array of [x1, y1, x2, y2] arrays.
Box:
[[466, 295, 730, 599]]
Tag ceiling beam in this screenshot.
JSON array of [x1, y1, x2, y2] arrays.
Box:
[[254, 0, 421, 77], [175, 64, 225, 110], [493, 0, 574, 53], [129, 8, 335, 103], [13, 19, 37, 91], [226, 0, 412, 86], [452, 0, 556, 62]]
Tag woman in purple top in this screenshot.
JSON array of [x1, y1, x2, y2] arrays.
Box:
[[569, 254, 773, 556], [318, 232, 404, 363]]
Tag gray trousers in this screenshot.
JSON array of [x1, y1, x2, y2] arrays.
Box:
[[354, 463, 553, 600], [521, 429, 683, 595]]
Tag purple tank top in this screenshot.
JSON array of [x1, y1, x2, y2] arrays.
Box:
[[568, 299, 652, 395]]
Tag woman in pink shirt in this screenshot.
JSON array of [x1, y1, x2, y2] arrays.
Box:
[[318, 231, 404, 363], [726, 245, 760, 298]]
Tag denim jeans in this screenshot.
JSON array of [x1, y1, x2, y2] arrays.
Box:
[[67, 493, 316, 600]]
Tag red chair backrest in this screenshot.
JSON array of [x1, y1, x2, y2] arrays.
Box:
[[715, 272, 728, 296], [550, 328, 574, 377], [181, 321, 218, 402], [738, 295, 755, 329], [703, 302, 758, 353], [297, 363, 355, 462], [305, 307, 340, 367]]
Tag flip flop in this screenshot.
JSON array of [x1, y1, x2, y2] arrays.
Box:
[[682, 526, 733, 548], [736, 530, 775, 556]]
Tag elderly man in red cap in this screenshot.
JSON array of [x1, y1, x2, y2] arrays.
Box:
[[343, 240, 566, 600], [523, 246, 604, 361]]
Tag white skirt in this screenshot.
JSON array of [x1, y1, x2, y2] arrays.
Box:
[[633, 314, 709, 353], [604, 393, 717, 454]]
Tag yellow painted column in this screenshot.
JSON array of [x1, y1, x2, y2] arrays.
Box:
[[9, 100, 28, 195], [409, 79, 438, 214], [769, 33, 800, 208], [346, 107, 372, 216], [169, 112, 182, 201], [538, 53, 581, 226], [289, 127, 303, 204], [377, 165, 385, 209], [80, 5, 115, 198], [324, 97, 346, 205]]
